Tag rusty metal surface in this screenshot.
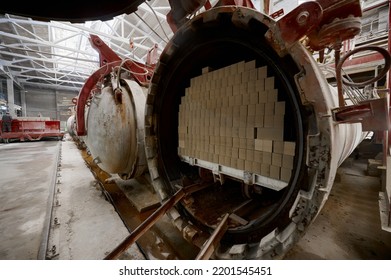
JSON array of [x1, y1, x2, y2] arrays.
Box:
[[104, 181, 215, 260], [195, 213, 229, 260], [316, 0, 362, 26], [104, 188, 187, 260], [84, 79, 147, 178], [75, 61, 122, 136], [80, 148, 199, 260], [307, 0, 362, 51], [84, 82, 137, 175], [76, 34, 154, 136], [276, 1, 322, 46]]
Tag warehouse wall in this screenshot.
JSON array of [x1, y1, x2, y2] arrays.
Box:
[[24, 87, 78, 131]]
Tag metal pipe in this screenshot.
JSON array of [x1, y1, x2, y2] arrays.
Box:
[[104, 182, 212, 259], [104, 187, 186, 260], [195, 213, 229, 260]]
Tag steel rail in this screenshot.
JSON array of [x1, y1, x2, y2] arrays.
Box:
[[195, 213, 229, 260], [104, 182, 212, 260]]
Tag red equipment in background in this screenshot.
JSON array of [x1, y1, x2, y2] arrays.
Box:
[[0, 118, 64, 142]]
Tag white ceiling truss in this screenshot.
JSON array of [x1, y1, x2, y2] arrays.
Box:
[[0, 0, 172, 92]]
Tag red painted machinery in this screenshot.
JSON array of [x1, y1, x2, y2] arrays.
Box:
[[0, 117, 64, 143]]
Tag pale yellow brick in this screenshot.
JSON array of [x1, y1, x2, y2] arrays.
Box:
[[265, 102, 275, 115], [254, 150, 263, 162], [234, 95, 242, 105], [261, 164, 270, 177], [272, 153, 282, 167], [262, 152, 272, 165], [254, 105, 264, 118], [284, 141, 296, 156], [270, 165, 280, 180], [240, 138, 247, 149], [239, 126, 246, 138], [231, 147, 239, 158], [280, 167, 292, 182], [241, 84, 249, 96], [273, 141, 284, 154], [255, 139, 263, 151], [245, 60, 256, 71], [265, 77, 275, 90], [232, 127, 239, 137], [247, 114, 255, 127], [242, 71, 249, 83], [237, 158, 245, 170], [282, 154, 294, 169], [248, 69, 257, 81], [252, 161, 262, 174], [256, 128, 271, 140], [263, 140, 273, 152], [233, 137, 240, 148], [233, 84, 241, 95], [226, 137, 233, 147], [256, 65, 266, 78], [202, 67, 211, 74], [258, 90, 268, 103], [237, 61, 245, 73], [247, 138, 255, 150], [246, 149, 254, 161], [264, 114, 274, 128], [248, 104, 256, 116], [230, 63, 238, 75], [250, 91, 259, 105], [242, 93, 250, 105], [275, 101, 286, 115], [246, 127, 255, 139], [231, 157, 238, 169], [273, 114, 284, 128], [255, 79, 265, 91], [254, 116, 264, 128], [267, 89, 278, 102]]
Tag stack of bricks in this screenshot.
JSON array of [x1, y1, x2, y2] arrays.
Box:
[[178, 60, 295, 183]]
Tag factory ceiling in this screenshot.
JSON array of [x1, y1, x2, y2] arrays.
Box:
[[0, 0, 172, 92]]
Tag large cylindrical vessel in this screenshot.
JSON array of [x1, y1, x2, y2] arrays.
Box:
[[66, 114, 76, 137], [145, 7, 366, 259], [84, 79, 147, 179]]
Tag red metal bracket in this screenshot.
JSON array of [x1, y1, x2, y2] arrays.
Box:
[[333, 98, 390, 131], [275, 1, 322, 46], [217, 0, 255, 9], [89, 34, 154, 86], [75, 35, 157, 136], [166, 0, 255, 32], [76, 61, 122, 136]]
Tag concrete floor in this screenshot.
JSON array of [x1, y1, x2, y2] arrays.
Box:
[[0, 141, 59, 259], [285, 158, 391, 259], [0, 136, 390, 260], [0, 137, 143, 260], [54, 138, 144, 260]]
